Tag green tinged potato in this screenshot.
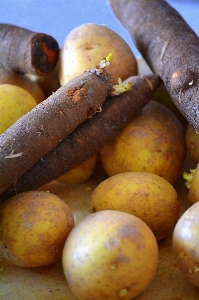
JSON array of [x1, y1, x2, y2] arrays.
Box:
[[173, 202, 199, 288], [100, 100, 186, 185], [62, 210, 158, 300], [91, 172, 180, 240]]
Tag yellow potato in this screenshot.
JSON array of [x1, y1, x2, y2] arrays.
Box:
[[173, 202, 199, 288], [62, 210, 159, 300], [100, 100, 186, 185], [185, 123, 199, 163], [0, 191, 75, 267], [59, 23, 137, 86], [91, 172, 180, 240], [57, 154, 98, 184], [0, 84, 37, 134], [0, 68, 45, 103]]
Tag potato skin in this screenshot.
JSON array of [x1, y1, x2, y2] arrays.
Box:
[[91, 172, 180, 240], [57, 154, 98, 184], [173, 202, 199, 288], [59, 23, 137, 86], [0, 191, 74, 267], [100, 100, 186, 185], [185, 123, 199, 163], [62, 210, 159, 300]]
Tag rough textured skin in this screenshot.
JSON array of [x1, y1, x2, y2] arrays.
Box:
[[109, 0, 199, 131], [0, 74, 161, 201], [0, 24, 59, 75], [0, 70, 112, 195]]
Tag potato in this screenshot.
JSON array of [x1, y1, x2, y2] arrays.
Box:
[[0, 191, 74, 267], [59, 23, 137, 86], [0, 68, 45, 103], [100, 100, 186, 185], [57, 154, 98, 184], [185, 123, 199, 163], [0, 84, 37, 134], [62, 210, 159, 300], [91, 172, 180, 241], [173, 202, 199, 288], [184, 164, 199, 205]]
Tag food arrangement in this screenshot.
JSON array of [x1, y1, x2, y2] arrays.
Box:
[[1, 0, 199, 299]]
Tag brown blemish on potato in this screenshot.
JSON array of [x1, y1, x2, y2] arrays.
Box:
[[104, 236, 119, 249]]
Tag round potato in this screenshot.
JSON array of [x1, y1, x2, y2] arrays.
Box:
[[0, 84, 37, 134], [62, 210, 159, 300], [0, 191, 75, 267], [173, 202, 199, 288], [57, 154, 98, 184], [100, 100, 186, 185], [59, 23, 137, 86], [0, 68, 45, 103], [91, 172, 180, 240]]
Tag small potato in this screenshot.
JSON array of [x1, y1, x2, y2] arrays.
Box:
[[92, 172, 180, 240], [173, 202, 199, 288], [0, 84, 37, 134], [0, 191, 74, 267], [57, 154, 98, 185], [185, 123, 199, 163], [100, 100, 186, 185], [59, 23, 137, 86], [0, 68, 45, 103], [62, 210, 159, 300]]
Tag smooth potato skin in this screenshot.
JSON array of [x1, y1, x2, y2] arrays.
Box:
[[0, 191, 74, 267], [100, 101, 186, 185], [62, 210, 159, 300], [59, 23, 137, 86], [185, 123, 199, 163], [0, 84, 37, 134], [57, 154, 98, 184], [173, 202, 199, 288], [91, 172, 180, 240]]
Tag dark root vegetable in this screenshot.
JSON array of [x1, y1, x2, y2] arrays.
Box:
[[0, 23, 59, 75], [0, 74, 161, 201], [109, 0, 199, 132]]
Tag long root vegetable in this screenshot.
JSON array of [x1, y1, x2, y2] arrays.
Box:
[[0, 62, 114, 195], [0, 24, 59, 75], [0, 74, 161, 201], [109, 0, 199, 131]]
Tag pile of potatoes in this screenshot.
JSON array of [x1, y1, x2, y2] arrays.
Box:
[[1, 23, 199, 300]]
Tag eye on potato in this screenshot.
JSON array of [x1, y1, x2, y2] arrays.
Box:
[[173, 202, 199, 288], [91, 172, 180, 241], [59, 23, 138, 86], [0, 191, 74, 267], [62, 210, 159, 300], [100, 100, 186, 185]]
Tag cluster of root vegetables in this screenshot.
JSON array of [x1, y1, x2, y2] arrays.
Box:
[[1, 1, 199, 299]]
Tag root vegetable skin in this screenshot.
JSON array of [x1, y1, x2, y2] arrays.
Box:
[[109, 0, 199, 131], [0, 24, 59, 75], [0, 68, 113, 195], [0, 74, 161, 201]]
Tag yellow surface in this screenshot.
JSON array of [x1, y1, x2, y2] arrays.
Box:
[[1, 155, 199, 300]]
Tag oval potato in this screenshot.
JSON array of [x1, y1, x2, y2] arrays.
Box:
[[59, 23, 137, 85], [92, 172, 180, 240], [62, 210, 158, 300]]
